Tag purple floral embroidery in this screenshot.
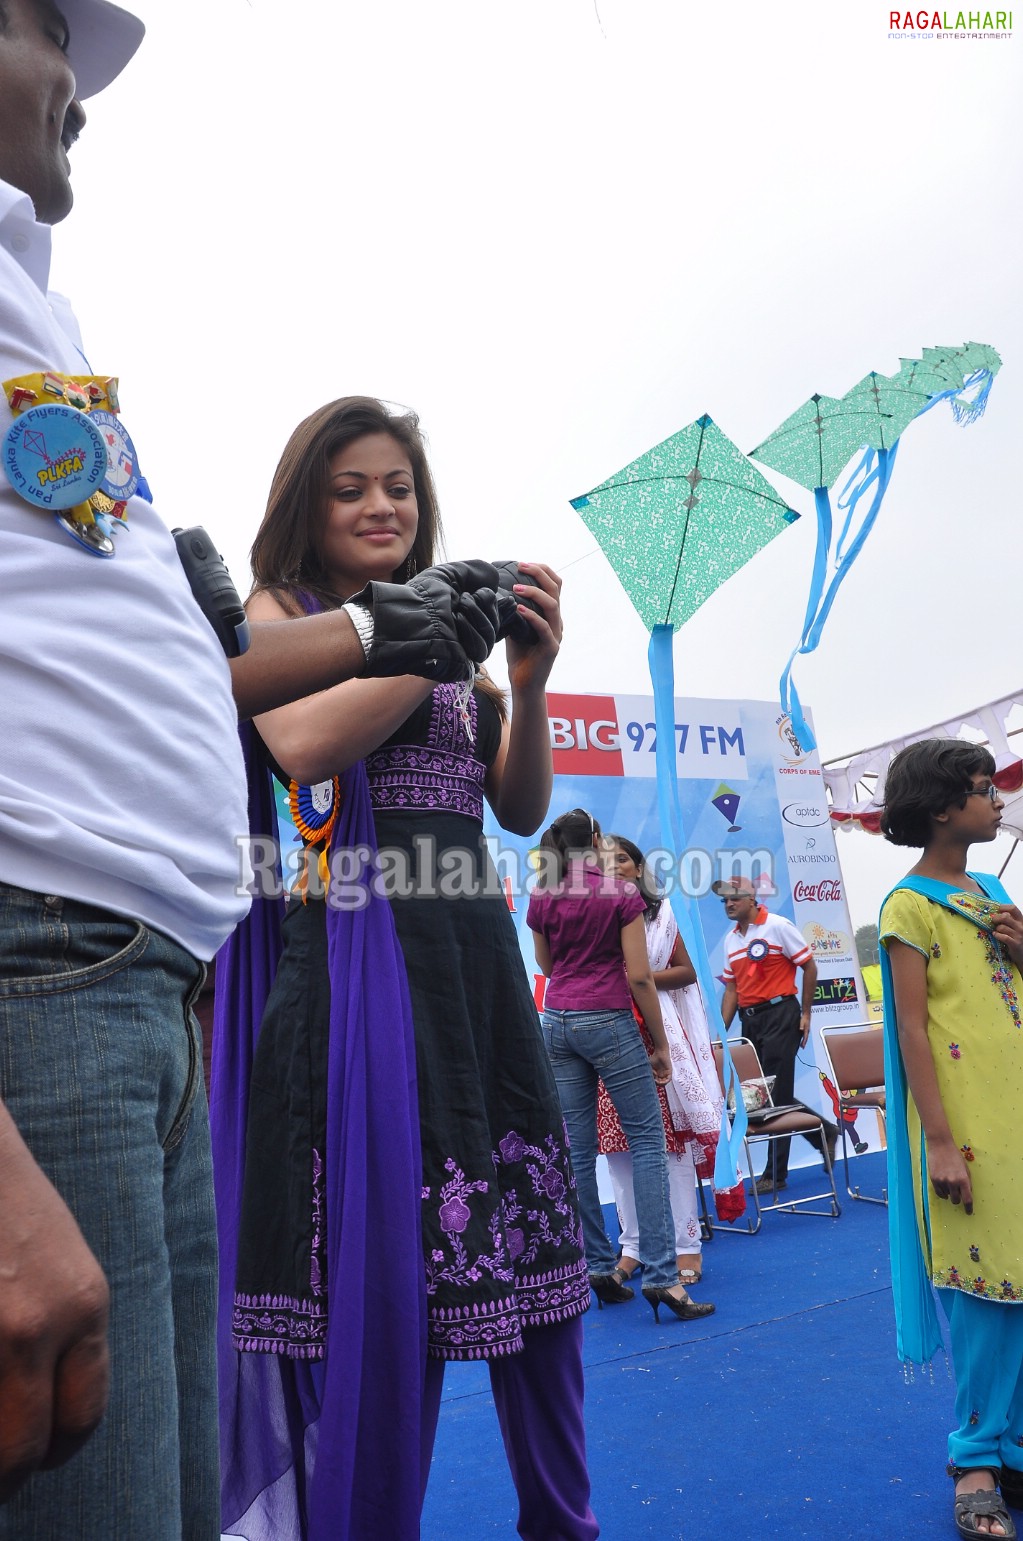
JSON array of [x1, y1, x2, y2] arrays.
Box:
[[537, 1168, 565, 1202], [309, 1147, 325, 1297], [439, 1196, 472, 1235], [424, 1158, 505, 1297], [423, 1125, 588, 1359], [949, 1043, 961, 1060], [233, 1292, 327, 1359]]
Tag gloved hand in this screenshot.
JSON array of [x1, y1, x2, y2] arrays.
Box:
[[491, 561, 541, 647], [352, 561, 505, 681]]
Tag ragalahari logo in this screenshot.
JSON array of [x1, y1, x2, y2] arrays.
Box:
[[889, 9, 1013, 36]]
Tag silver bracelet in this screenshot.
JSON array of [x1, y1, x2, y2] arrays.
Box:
[[341, 600, 375, 663]]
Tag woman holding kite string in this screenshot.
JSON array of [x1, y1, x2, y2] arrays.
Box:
[[214, 397, 596, 1540], [880, 738, 1023, 1541]]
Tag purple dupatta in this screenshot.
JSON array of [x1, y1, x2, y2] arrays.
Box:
[[211, 721, 425, 1539]]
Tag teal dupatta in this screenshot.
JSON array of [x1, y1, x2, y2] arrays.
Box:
[[879, 870, 1013, 1367]]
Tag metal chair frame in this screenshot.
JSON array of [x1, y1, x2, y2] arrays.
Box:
[[818, 1022, 888, 1206], [709, 1037, 842, 1234]]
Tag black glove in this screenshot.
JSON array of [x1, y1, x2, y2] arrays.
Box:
[[491, 561, 542, 647], [353, 562, 505, 681]]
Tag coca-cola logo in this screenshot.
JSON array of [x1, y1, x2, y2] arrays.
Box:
[[793, 878, 843, 903]]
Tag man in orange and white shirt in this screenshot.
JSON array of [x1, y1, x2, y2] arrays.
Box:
[[716, 877, 836, 1194]]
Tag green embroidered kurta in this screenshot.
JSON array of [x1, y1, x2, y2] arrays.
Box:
[[880, 887, 1023, 1301]]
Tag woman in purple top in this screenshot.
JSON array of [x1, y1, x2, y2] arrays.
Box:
[[527, 808, 716, 1324]]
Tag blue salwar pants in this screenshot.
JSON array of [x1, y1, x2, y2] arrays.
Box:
[[940, 1287, 1023, 1478]]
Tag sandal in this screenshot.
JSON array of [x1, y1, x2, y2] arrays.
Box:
[[589, 1268, 635, 1308], [954, 1479, 1016, 1539], [677, 1253, 702, 1285], [616, 1255, 641, 1280]]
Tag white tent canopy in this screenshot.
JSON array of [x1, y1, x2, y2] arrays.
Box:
[[822, 688, 1023, 843]]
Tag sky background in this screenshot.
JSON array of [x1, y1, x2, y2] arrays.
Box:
[[51, 0, 1023, 930]]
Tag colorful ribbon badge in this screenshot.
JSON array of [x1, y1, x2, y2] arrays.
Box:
[[2, 372, 139, 557]]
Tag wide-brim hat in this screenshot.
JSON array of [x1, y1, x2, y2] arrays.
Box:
[[63, 0, 145, 100]]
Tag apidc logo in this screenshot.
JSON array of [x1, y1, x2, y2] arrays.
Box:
[[781, 802, 829, 828]]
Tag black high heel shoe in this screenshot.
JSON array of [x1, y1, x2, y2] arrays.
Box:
[[642, 1284, 716, 1322], [589, 1268, 634, 1307]]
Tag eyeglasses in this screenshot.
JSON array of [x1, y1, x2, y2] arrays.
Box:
[[964, 782, 999, 804]]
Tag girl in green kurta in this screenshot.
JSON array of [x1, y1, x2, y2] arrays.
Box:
[[880, 738, 1023, 1541]]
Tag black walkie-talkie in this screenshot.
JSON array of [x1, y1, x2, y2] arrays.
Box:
[[173, 526, 251, 657]]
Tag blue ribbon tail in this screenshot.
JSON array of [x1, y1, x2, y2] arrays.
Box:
[[779, 486, 833, 752], [805, 441, 898, 650], [786, 678, 816, 755], [648, 626, 746, 1185], [834, 448, 877, 563], [952, 367, 994, 424]]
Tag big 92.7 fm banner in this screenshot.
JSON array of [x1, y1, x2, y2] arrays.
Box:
[[483, 692, 880, 1157]]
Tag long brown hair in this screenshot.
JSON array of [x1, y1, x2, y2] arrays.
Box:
[[250, 397, 441, 610], [250, 395, 505, 714]]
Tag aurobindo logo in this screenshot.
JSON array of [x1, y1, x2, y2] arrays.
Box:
[[793, 878, 843, 903]]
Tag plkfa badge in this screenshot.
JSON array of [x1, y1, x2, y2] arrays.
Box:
[[2, 372, 138, 556]]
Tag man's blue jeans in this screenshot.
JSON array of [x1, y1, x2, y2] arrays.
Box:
[[0, 883, 217, 1539], [542, 1008, 676, 1290]]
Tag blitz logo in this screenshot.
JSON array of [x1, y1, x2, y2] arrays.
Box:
[[814, 977, 858, 1006]]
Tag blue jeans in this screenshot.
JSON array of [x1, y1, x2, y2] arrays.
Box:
[[0, 883, 217, 1540], [542, 1007, 676, 1290]]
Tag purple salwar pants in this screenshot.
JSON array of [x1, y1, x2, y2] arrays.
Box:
[[421, 1316, 598, 1540]]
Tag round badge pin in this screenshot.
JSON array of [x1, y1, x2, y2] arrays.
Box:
[[3, 403, 107, 511], [747, 938, 770, 963], [90, 410, 140, 502]]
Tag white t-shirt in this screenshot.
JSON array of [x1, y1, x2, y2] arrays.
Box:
[[0, 181, 249, 960]]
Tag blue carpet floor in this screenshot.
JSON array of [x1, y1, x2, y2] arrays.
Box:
[[422, 1153, 963, 1540]]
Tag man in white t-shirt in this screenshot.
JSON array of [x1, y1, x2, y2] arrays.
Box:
[[716, 876, 837, 1195], [0, 3, 510, 1531]]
